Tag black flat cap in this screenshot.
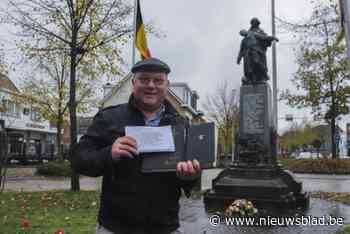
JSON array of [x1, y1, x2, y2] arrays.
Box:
[[131, 57, 171, 74]]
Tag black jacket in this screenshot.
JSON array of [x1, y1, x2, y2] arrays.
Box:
[[72, 96, 197, 234]]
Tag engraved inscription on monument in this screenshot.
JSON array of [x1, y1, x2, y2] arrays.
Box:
[[243, 94, 264, 134]]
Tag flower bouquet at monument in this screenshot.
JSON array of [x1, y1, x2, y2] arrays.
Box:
[[224, 199, 258, 217]]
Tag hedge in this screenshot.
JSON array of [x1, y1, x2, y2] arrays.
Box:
[[36, 160, 72, 177], [279, 159, 350, 174]]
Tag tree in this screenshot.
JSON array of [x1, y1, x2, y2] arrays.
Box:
[[0, 120, 6, 192], [0, 45, 7, 76], [280, 119, 318, 157], [0, 52, 7, 191], [203, 80, 239, 156], [280, 0, 350, 159], [0, 54, 16, 193], [1, 0, 134, 191], [0, 47, 7, 112], [17, 49, 99, 161]]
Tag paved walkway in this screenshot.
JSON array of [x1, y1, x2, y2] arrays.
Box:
[[202, 169, 350, 193], [4, 176, 101, 192], [4, 168, 350, 193], [295, 173, 350, 193]]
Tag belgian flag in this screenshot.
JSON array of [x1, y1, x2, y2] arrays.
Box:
[[337, 0, 346, 44], [135, 0, 151, 59]]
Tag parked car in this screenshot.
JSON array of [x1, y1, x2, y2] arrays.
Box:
[[295, 152, 320, 159]]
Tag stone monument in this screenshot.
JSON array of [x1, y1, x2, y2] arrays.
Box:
[[203, 18, 309, 212]]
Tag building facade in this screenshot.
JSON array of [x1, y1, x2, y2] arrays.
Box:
[[0, 73, 57, 162]]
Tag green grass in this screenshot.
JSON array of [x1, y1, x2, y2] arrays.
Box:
[[335, 225, 350, 234], [310, 192, 350, 205], [0, 190, 100, 234]]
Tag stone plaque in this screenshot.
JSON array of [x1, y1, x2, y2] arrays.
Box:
[[242, 94, 265, 134]]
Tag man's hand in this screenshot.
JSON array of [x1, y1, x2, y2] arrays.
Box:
[[111, 136, 138, 160], [269, 36, 279, 42], [176, 159, 201, 180]]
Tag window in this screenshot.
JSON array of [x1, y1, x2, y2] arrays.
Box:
[[2, 99, 20, 118], [184, 89, 189, 105], [30, 107, 42, 122], [184, 89, 193, 106], [8, 134, 24, 155], [191, 92, 198, 110], [23, 108, 30, 115]]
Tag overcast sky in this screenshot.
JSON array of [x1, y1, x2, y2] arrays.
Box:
[[2, 0, 346, 133]]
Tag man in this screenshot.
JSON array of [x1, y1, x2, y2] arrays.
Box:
[[72, 57, 201, 234]]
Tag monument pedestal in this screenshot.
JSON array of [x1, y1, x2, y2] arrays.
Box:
[[203, 164, 309, 210], [203, 83, 309, 211]]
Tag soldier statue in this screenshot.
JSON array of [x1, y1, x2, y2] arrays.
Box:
[[237, 18, 278, 84]]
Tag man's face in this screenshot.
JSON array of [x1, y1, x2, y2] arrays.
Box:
[[132, 72, 169, 112], [251, 19, 260, 28]]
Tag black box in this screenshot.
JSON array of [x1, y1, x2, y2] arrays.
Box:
[[141, 123, 215, 172]]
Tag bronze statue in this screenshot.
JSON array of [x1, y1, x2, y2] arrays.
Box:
[[237, 18, 278, 84]]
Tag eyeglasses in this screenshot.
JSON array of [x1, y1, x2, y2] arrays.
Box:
[[137, 77, 166, 86]]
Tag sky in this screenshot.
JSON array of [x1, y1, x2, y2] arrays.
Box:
[[134, 0, 315, 133], [1, 0, 346, 134]]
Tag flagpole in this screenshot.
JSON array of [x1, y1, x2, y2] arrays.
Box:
[[271, 0, 278, 131], [132, 0, 138, 66], [343, 0, 350, 60]]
